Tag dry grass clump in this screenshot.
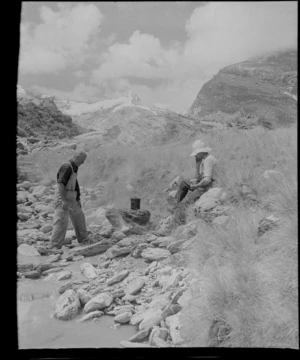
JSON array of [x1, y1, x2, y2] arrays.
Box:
[[180, 171, 298, 348]]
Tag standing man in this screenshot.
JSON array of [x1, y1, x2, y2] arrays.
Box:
[[174, 140, 217, 209], [49, 151, 90, 250]]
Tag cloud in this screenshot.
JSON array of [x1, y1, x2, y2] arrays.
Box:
[[22, 2, 297, 113], [183, 1, 297, 75], [92, 30, 181, 81], [91, 2, 297, 112], [19, 3, 104, 74]]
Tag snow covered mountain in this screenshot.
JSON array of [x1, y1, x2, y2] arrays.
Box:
[[49, 92, 206, 146]]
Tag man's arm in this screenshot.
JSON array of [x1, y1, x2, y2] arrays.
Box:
[[191, 156, 216, 190], [58, 183, 68, 201], [57, 163, 72, 208]]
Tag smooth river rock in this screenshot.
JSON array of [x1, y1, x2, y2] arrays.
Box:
[[84, 293, 113, 313], [141, 248, 171, 262], [70, 242, 110, 257], [54, 289, 81, 320], [17, 243, 40, 257]]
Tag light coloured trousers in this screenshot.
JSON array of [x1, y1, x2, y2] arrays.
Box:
[[50, 200, 89, 248]]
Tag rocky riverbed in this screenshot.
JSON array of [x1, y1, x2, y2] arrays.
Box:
[[18, 176, 275, 348]]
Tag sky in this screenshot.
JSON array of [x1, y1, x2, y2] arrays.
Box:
[[18, 1, 297, 113]]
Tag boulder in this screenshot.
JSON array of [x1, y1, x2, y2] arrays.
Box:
[[70, 242, 110, 257], [169, 175, 183, 191], [17, 191, 29, 204], [166, 240, 186, 254], [165, 312, 184, 345], [31, 185, 47, 199], [131, 242, 153, 258], [80, 263, 98, 279], [149, 326, 170, 346], [42, 267, 65, 276], [40, 224, 53, 233], [57, 271, 72, 281], [111, 231, 127, 241], [34, 204, 54, 213], [77, 310, 103, 322], [106, 208, 151, 228], [155, 216, 173, 236], [128, 328, 151, 342], [152, 236, 175, 248], [141, 248, 171, 262], [18, 263, 34, 273], [177, 289, 193, 308], [58, 281, 75, 295], [147, 294, 171, 311], [54, 289, 81, 320], [40, 179, 53, 187], [173, 222, 198, 240], [118, 237, 136, 247], [105, 245, 131, 259], [113, 304, 134, 314], [18, 213, 31, 221], [77, 288, 93, 306], [121, 209, 151, 226], [24, 270, 41, 279], [17, 205, 33, 214], [114, 311, 132, 324], [36, 246, 49, 255], [18, 221, 41, 230], [151, 336, 170, 347], [162, 304, 182, 318], [194, 187, 223, 214], [47, 254, 61, 264], [122, 294, 138, 302], [130, 310, 147, 326], [27, 194, 37, 204], [125, 278, 145, 295], [139, 309, 163, 331], [106, 270, 129, 285], [19, 181, 33, 190], [17, 244, 40, 256], [84, 293, 113, 313]]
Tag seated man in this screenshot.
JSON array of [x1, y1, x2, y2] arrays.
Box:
[[174, 139, 217, 209]]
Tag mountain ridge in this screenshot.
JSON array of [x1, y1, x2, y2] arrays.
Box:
[[187, 50, 297, 126]]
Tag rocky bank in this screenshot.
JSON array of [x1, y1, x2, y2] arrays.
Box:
[[17, 173, 279, 347]]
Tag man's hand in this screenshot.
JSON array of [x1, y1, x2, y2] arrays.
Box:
[[189, 184, 197, 191], [78, 200, 82, 208]]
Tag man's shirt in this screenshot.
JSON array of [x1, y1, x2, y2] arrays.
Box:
[[57, 160, 80, 201], [199, 154, 217, 181]]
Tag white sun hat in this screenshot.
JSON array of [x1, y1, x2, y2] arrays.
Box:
[[190, 139, 212, 156]]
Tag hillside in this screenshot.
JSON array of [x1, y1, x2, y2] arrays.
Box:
[[187, 50, 297, 126], [52, 93, 224, 147], [17, 86, 85, 139]]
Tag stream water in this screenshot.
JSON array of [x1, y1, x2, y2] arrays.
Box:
[[17, 254, 137, 349]]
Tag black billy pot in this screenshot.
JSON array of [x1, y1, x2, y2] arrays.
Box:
[[130, 197, 141, 210]]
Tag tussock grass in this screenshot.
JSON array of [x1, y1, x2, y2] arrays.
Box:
[[180, 171, 298, 348]]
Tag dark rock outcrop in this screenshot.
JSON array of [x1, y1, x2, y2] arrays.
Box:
[[188, 50, 297, 127]]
